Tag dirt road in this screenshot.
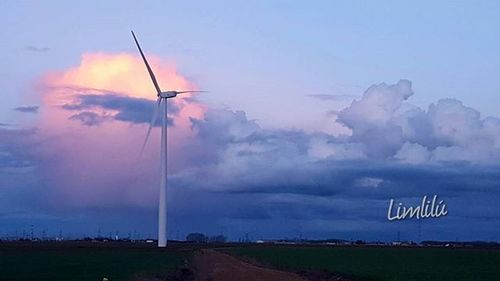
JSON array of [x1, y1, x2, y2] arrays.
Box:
[[191, 249, 306, 281]]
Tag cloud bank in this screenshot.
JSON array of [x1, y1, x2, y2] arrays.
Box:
[[1, 54, 499, 241], [336, 80, 500, 163]]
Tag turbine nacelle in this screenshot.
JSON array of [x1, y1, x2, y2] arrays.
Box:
[[159, 90, 206, 98], [159, 91, 178, 99]]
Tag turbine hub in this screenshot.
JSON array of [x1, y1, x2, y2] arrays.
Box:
[[159, 91, 177, 99]]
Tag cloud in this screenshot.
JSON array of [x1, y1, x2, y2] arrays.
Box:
[[172, 104, 496, 197], [333, 80, 500, 163], [25, 46, 50, 52], [69, 111, 109, 126], [355, 177, 384, 188], [156, 79, 500, 239], [24, 52, 206, 211], [62, 93, 178, 126], [336, 79, 414, 158], [4, 58, 500, 241], [0, 127, 46, 222], [174, 79, 500, 196], [394, 142, 430, 164], [0, 127, 37, 169], [13, 106, 39, 113]]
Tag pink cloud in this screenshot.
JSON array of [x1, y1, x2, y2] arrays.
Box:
[[36, 53, 205, 209]]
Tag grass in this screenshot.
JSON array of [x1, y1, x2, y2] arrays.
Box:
[[3, 242, 499, 281], [0, 243, 188, 281], [229, 245, 500, 281]]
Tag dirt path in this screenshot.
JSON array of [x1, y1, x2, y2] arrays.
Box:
[[191, 249, 306, 281]]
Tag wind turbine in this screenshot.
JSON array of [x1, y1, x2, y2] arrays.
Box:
[[132, 31, 204, 247]]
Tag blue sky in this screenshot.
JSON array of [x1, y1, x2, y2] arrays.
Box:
[[1, 1, 500, 241], [3, 1, 500, 124]]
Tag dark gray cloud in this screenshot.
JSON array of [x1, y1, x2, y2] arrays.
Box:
[[63, 94, 178, 126], [25, 46, 50, 52], [69, 112, 108, 126], [13, 106, 39, 113]]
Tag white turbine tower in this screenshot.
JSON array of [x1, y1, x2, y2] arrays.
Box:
[[132, 31, 204, 247]]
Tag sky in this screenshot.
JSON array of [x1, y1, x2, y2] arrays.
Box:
[[1, 0, 500, 242]]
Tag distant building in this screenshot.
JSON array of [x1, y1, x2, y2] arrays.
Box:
[[186, 233, 227, 243], [209, 235, 227, 243]]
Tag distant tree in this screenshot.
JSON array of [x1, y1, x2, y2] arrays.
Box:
[[186, 233, 207, 243]]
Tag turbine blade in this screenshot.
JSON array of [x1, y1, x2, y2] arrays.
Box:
[[138, 97, 162, 159], [176, 90, 208, 94], [131, 31, 162, 96]]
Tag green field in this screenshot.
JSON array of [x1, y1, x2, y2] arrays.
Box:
[[229, 245, 500, 281], [0, 243, 188, 281], [2, 243, 500, 281]]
